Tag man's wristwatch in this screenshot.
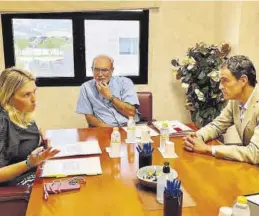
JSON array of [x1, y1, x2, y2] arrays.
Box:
[[109, 95, 116, 103], [25, 156, 34, 169]]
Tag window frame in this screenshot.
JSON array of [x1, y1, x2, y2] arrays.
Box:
[[2, 11, 149, 86]]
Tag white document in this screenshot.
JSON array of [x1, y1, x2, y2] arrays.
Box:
[[158, 147, 178, 159], [247, 194, 259, 205], [46, 129, 79, 145], [122, 125, 159, 138], [125, 138, 153, 144], [41, 157, 102, 177], [153, 120, 193, 136], [105, 147, 124, 158], [52, 141, 102, 158]]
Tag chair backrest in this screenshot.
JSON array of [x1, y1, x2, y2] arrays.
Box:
[[137, 91, 153, 123]]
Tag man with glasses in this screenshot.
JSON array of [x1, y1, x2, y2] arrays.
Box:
[[76, 55, 139, 127], [183, 55, 259, 164]]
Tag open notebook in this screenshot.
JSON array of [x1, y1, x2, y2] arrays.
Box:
[[153, 120, 193, 136], [52, 141, 102, 158], [41, 157, 102, 177]]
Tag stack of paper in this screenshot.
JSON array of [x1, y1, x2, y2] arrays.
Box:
[[41, 157, 102, 177], [46, 129, 79, 145], [52, 141, 102, 158], [122, 125, 159, 138], [153, 120, 193, 136], [122, 125, 158, 144]]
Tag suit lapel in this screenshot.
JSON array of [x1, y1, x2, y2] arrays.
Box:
[[234, 105, 242, 135], [241, 85, 259, 138]]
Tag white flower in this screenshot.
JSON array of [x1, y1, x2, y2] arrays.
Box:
[[195, 89, 205, 101], [208, 70, 220, 82], [187, 64, 194, 70], [189, 57, 196, 65], [199, 95, 206, 102], [181, 83, 189, 89], [182, 57, 196, 65], [182, 57, 189, 65], [194, 89, 202, 95]]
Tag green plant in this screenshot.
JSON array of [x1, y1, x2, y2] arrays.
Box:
[[171, 42, 231, 127]]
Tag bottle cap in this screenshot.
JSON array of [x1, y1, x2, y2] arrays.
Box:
[[162, 121, 168, 127], [113, 127, 119, 131], [218, 206, 232, 216], [237, 196, 248, 204], [129, 116, 133, 120], [163, 161, 170, 173]]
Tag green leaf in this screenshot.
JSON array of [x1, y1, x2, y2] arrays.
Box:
[[201, 86, 209, 94], [198, 72, 206, 80]]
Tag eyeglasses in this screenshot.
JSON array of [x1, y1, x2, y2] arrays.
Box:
[[91, 67, 111, 74]]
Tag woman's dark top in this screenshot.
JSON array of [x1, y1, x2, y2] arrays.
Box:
[[0, 107, 40, 186]]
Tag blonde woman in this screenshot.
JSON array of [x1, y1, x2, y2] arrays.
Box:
[[0, 67, 59, 186]]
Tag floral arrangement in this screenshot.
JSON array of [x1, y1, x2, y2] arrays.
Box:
[[171, 42, 231, 127]]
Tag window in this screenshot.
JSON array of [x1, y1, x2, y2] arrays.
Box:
[[12, 19, 74, 78], [85, 21, 140, 77], [2, 11, 149, 86], [119, 38, 138, 55]]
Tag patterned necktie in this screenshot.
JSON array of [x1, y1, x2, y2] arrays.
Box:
[[239, 104, 246, 122]]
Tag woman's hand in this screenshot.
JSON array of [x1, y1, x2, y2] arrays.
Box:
[[28, 147, 60, 167]]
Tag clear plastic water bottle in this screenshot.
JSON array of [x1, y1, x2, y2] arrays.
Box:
[[111, 127, 121, 156], [160, 122, 169, 152], [156, 162, 170, 204], [127, 116, 136, 142], [232, 196, 250, 216], [218, 206, 232, 216]]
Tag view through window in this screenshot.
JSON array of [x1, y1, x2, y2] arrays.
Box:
[[85, 20, 139, 77], [13, 19, 74, 77]]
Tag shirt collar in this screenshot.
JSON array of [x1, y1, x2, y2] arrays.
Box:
[[239, 87, 256, 110]]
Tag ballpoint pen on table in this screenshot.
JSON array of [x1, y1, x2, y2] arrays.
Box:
[[136, 143, 154, 156], [165, 179, 182, 198]]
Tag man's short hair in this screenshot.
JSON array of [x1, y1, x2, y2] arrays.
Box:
[[221, 55, 257, 87], [92, 55, 114, 69]]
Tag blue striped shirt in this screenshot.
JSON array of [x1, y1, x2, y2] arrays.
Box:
[[76, 76, 140, 126]]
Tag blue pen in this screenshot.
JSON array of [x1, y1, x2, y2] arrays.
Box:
[[136, 145, 142, 154], [172, 179, 176, 191], [143, 144, 148, 156], [137, 145, 143, 153], [177, 180, 181, 190], [166, 179, 182, 198]]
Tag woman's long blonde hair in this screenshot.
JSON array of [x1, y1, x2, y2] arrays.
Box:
[[0, 67, 36, 128]]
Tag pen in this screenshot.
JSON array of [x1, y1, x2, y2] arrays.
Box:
[[136, 145, 142, 153], [39, 131, 48, 149], [44, 174, 67, 178]]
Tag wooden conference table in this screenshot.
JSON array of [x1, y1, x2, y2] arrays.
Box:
[[26, 126, 259, 216]]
